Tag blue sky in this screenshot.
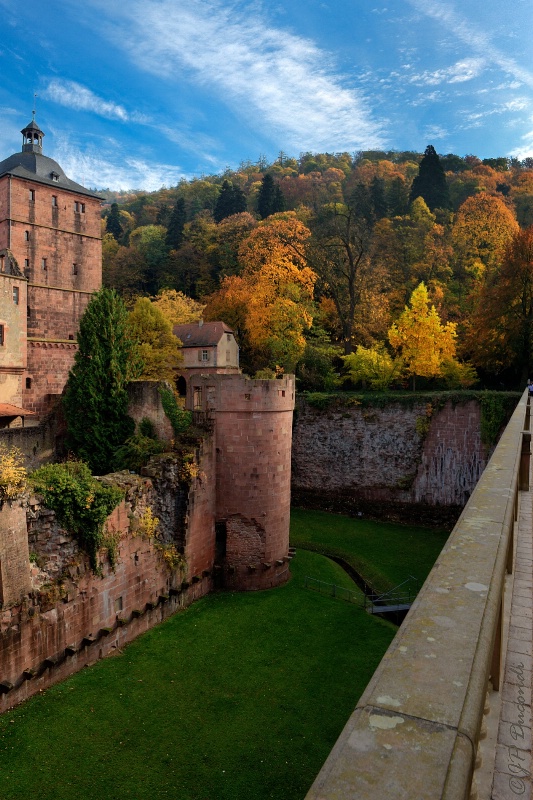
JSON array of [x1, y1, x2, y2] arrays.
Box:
[[1, 0, 532, 190]]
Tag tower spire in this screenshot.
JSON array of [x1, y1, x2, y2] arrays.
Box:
[[21, 113, 44, 155]]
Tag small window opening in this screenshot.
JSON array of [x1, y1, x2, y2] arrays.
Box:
[[24, 230, 30, 242], [29, 189, 35, 202], [26, 377, 32, 389], [27, 306, 31, 319], [12, 286, 19, 305], [52, 195, 58, 207], [201, 349, 209, 362], [50, 172, 59, 182], [41, 258, 47, 270], [227, 333, 231, 341], [0, 325, 4, 346], [193, 386, 203, 410], [72, 263, 78, 275], [68, 334, 74, 341]]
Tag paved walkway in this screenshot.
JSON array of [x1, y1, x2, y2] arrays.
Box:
[[477, 478, 533, 799], [490, 481, 533, 800]]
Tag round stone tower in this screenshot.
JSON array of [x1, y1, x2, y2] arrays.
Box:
[[189, 373, 295, 590]]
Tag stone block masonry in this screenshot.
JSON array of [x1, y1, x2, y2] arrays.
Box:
[[292, 397, 493, 520]]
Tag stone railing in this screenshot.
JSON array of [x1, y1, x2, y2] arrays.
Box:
[[305, 389, 530, 800]]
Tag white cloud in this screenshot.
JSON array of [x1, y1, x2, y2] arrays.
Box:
[[407, 0, 533, 88], [509, 128, 533, 160], [51, 136, 188, 191], [43, 79, 148, 123], [409, 58, 485, 86], [91, 0, 386, 152], [423, 124, 448, 140]]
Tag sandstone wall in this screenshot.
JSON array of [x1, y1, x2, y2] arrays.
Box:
[[292, 398, 489, 515], [0, 445, 215, 712]]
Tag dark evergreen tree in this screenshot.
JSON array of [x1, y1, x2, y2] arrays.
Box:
[[409, 145, 451, 211], [349, 182, 374, 225], [231, 184, 247, 216], [63, 288, 141, 475], [257, 174, 285, 219], [165, 197, 187, 249], [213, 181, 246, 222], [106, 202, 123, 240], [370, 176, 388, 220], [156, 204, 171, 226], [214, 180, 236, 223]]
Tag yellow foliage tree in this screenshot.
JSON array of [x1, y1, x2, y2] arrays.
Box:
[[151, 289, 204, 326], [127, 297, 182, 381], [388, 283, 457, 388]]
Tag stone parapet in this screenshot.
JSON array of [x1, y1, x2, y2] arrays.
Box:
[[305, 390, 528, 800]]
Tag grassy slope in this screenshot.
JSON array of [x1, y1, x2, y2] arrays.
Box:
[[0, 550, 396, 800], [290, 508, 451, 592]]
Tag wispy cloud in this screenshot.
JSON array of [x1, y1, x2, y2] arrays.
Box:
[[510, 127, 533, 160], [51, 135, 188, 191], [44, 79, 148, 123], [409, 58, 485, 86], [91, 0, 386, 151], [407, 0, 533, 88]]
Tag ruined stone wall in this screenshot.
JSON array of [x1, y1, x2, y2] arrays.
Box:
[[127, 381, 174, 442], [0, 446, 215, 712], [0, 501, 31, 606], [0, 414, 58, 470], [292, 398, 489, 515]]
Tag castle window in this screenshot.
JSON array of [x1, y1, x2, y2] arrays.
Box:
[[193, 387, 202, 410], [0, 325, 4, 346], [24, 230, 30, 241], [74, 201, 79, 212], [27, 306, 31, 318], [12, 286, 19, 305], [26, 377, 32, 389], [227, 334, 231, 341], [0, 254, 4, 272], [201, 349, 209, 362], [52, 195, 58, 207], [72, 263, 78, 275], [29, 189, 35, 202], [68, 334, 74, 341], [74, 201, 85, 213], [41, 258, 47, 270], [50, 172, 59, 182]]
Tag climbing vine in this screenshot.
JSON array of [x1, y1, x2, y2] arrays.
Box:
[[30, 461, 123, 572], [480, 393, 518, 447], [159, 385, 192, 436]]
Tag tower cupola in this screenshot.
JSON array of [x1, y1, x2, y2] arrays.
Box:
[[21, 119, 44, 154]]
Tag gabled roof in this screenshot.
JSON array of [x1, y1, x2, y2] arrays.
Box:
[[0, 151, 101, 199], [173, 321, 234, 347]]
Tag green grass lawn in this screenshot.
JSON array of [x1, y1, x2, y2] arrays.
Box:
[[290, 507, 451, 592], [0, 550, 396, 800]]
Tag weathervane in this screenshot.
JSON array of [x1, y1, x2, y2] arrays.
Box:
[[32, 92, 38, 121]]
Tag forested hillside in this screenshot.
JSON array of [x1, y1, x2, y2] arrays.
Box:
[[101, 146, 533, 389]]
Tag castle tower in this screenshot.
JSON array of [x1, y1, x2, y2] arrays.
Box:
[[188, 373, 295, 590], [0, 117, 102, 417]]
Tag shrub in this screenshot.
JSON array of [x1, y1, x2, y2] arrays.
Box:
[[0, 444, 27, 501], [30, 461, 123, 571]]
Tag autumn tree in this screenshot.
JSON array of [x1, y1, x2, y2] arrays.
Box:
[[466, 226, 533, 383], [452, 193, 519, 283], [63, 289, 141, 474], [127, 297, 182, 381], [151, 289, 204, 326], [129, 225, 169, 295], [308, 201, 376, 354], [388, 282, 457, 388], [409, 145, 451, 211]]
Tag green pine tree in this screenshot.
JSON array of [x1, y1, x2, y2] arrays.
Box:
[[214, 180, 235, 223], [257, 174, 285, 219], [63, 288, 142, 475], [409, 145, 451, 211], [370, 176, 388, 220], [106, 202, 123, 240], [165, 197, 187, 249]]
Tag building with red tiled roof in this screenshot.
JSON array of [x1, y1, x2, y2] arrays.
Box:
[[174, 320, 239, 373]]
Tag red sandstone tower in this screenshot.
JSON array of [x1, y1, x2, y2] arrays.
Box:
[[188, 373, 295, 590], [0, 118, 102, 417]]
